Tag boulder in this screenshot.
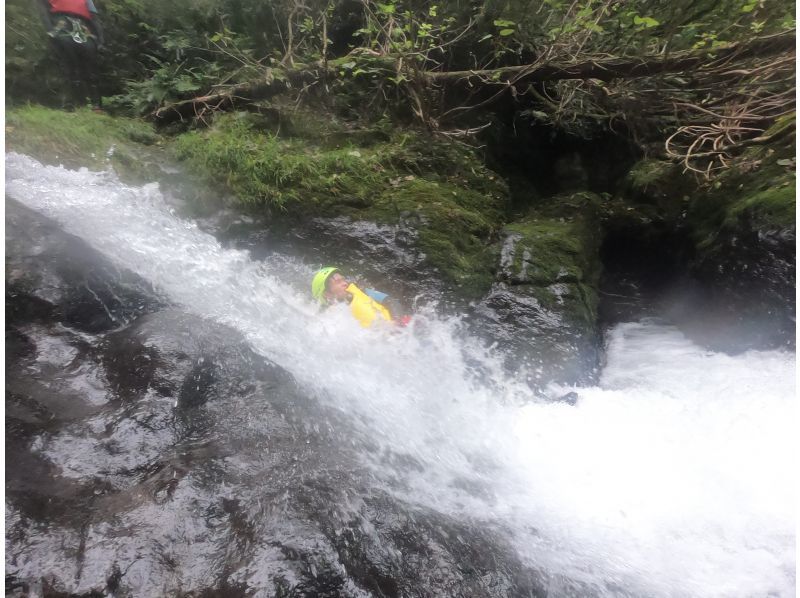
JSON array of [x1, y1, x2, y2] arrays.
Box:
[[6, 196, 556, 597], [472, 192, 603, 386], [597, 137, 795, 352], [5, 199, 166, 333], [681, 128, 796, 350]]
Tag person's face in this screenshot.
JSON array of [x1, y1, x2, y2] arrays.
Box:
[[325, 272, 350, 301]]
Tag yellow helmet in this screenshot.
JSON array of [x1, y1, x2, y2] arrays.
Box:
[[311, 267, 339, 303]]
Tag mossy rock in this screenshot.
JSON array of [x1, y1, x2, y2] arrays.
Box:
[[5, 105, 163, 182], [687, 122, 795, 252], [762, 112, 796, 139], [688, 142, 795, 266], [367, 178, 505, 296], [680, 125, 796, 350], [499, 194, 602, 327], [627, 159, 674, 190], [724, 180, 795, 229], [470, 192, 604, 385], [608, 158, 694, 227], [174, 113, 509, 298]]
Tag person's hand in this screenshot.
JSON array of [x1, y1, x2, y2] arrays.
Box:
[[396, 315, 412, 327]]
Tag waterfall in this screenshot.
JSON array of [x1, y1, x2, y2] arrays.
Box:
[[6, 152, 795, 597]]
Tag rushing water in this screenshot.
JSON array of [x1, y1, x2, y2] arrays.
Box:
[[5, 153, 796, 597]]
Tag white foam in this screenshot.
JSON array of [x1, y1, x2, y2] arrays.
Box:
[[6, 153, 796, 597]]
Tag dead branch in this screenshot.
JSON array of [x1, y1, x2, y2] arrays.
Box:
[[424, 30, 795, 88], [152, 68, 319, 125]]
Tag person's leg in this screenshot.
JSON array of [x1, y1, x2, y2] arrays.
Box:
[[50, 36, 86, 109], [73, 39, 101, 110]]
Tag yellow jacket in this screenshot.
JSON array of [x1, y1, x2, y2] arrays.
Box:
[[346, 283, 393, 327]]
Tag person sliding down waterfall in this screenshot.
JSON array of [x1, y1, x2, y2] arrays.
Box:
[[311, 267, 412, 328]]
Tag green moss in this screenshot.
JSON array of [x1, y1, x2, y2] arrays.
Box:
[[364, 177, 505, 295], [763, 112, 795, 138], [366, 177, 505, 297], [173, 115, 389, 210], [688, 134, 796, 250], [531, 191, 602, 220], [173, 113, 509, 295], [371, 178, 501, 231], [615, 158, 695, 225], [505, 217, 599, 286], [723, 178, 795, 230], [5, 105, 162, 179], [612, 131, 795, 265], [498, 194, 603, 327], [175, 113, 507, 207]]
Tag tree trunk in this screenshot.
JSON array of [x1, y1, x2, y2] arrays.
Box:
[[152, 31, 794, 126], [152, 67, 320, 125], [424, 30, 795, 88]]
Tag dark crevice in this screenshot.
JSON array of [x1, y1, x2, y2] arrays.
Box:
[[598, 226, 695, 327], [480, 111, 642, 212]]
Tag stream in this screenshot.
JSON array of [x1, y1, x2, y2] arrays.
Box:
[[5, 152, 796, 597]]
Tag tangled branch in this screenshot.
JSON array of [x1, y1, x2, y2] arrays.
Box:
[[663, 43, 795, 176]]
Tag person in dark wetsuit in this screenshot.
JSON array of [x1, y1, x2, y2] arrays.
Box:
[[38, 0, 105, 110]]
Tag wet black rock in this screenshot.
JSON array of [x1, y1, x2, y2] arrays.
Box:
[[472, 284, 601, 387], [281, 215, 438, 309], [6, 199, 166, 333], [669, 224, 796, 351], [100, 309, 289, 408], [468, 194, 604, 387], [6, 198, 557, 596]]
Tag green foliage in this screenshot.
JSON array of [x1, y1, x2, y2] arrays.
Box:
[[7, 0, 795, 163], [174, 111, 505, 208], [5, 0, 65, 105], [101, 6, 269, 115], [5, 0, 49, 68], [482, 0, 791, 56], [8, 0, 795, 111], [354, 0, 460, 67], [632, 15, 660, 28], [173, 111, 508, 294], [106, 53, 222, 115]]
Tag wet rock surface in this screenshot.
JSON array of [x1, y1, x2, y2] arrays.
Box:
[[234, 214, 439, 311], [6, 200, 554, 596], [600, 154, 796, 352], [674, 224, 795, 351], [472, 283, 601, 387], [469, 193, 604, 387], [6, 201, 167, 333]]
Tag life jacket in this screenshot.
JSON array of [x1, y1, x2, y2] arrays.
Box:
[[346, 283, 392, 328], [48, 0, 92, 21]]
